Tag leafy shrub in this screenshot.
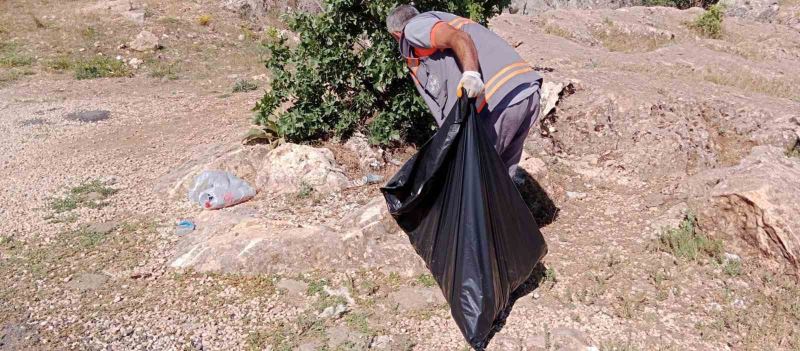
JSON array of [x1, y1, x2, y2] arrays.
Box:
[[74, 56, 131, 80], [254, 0, 510, 145], [691, 4, 724, 38]]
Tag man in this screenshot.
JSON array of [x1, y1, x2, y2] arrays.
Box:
[[386, 4, 542, 178]]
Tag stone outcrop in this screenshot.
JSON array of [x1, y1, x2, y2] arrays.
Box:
[[169, 196, 425, 276], [255, 143, 349, 194], [689, 146, 800, 271]]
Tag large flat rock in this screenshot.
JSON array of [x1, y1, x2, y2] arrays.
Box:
[[169, 197, 425, 275]]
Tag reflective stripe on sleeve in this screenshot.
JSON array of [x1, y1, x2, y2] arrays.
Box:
[[476, 62, 533, 112], [447, 17, 474, 30]]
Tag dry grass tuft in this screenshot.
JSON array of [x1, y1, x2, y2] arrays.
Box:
[[702, 68, 800, 102], [787, 139, 800, 159], [592, 21, 674, 53], [148, 59, 181, 80], [543, 24, 575, 40], [198, 14, 212, 26]]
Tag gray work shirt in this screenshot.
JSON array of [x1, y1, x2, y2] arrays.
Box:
[[400, 11, 542, 125]]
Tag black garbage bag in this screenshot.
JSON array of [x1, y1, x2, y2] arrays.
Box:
[[381, 95, 548, 349]]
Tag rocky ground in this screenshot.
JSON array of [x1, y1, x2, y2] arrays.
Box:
[[2, 0, 800, 350]]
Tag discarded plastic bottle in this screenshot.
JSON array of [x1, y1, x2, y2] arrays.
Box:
[[187, 171, 256, 210]]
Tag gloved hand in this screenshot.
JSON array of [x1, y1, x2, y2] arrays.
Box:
[[457, 71, 483, 98]]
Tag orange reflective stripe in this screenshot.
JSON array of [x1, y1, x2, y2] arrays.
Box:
[[476, 63, 534, 112], [475, 67, 534, 112], [485, 67, 533, 100], [449, 17, 474, 30], [454, 19, 473, 29], [448, 17, 466, 26], [448, 17, 469, 29], [483, 62, 528, 92]]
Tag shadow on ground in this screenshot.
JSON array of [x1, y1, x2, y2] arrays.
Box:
[[514, 168, 559, 227], [473, 169, 559, 349], [480, 262, 548, 350]]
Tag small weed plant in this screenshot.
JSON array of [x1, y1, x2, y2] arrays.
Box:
[[232, 79, 258, 93], [75, 56, 130, 80], [658, 212, 723, 262]]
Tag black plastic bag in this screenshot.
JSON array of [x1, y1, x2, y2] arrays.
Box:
[[381, 95, 548, 348]]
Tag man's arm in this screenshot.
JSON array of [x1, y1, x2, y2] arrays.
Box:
[[431, 22, 483, 97], [430, 22, 480, 72], [403, 16, 483, 98]]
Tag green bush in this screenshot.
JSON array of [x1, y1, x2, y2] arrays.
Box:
[[691, 4, 724, 39], [254, 0, 509, 145]]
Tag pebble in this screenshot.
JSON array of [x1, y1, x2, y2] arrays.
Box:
[[724, 252, 741, 262], [566, 191, 587, 200]]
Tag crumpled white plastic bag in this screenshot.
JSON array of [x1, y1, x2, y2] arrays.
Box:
[[187, 171, 256, 210]]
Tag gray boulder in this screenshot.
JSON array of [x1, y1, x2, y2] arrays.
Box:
[[719, 0, 780, 22], [343, 132, 385, 171], [255, 143, 349, 194], [129, 30, 159, 51]]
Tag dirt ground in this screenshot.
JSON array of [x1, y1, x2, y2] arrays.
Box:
[[2, 0, 800, 350]]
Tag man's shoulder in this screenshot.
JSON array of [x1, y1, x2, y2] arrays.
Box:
[[411, 11, 457, 22]]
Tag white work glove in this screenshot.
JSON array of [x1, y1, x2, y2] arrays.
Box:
[[457, 71, 484, 98]]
